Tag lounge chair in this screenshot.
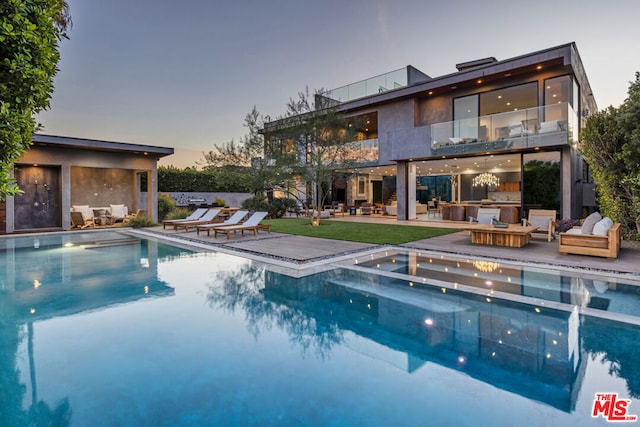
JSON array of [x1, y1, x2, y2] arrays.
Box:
[[523, 209, 556, 242], [468, 208, 501, 234], [162, 207, 208, 229], [173, 209, 222, 232], [213, 211, 270, 239], [469, 208, 501, 225], [71, 211, 93, 229], [195, 210, 249, 236]]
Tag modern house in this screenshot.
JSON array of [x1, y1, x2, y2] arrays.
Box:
[[263, 42, 597, 222], [0, 134, 174, 234]]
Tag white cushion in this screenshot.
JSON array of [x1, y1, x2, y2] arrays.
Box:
[[565, 228, 582, 234], [530, 217, 551, 230], [581, 212, 602, 235], [508, 121, 522, 128], [539, 120, 559, 133], [110, 204, 126, 219], [73, 205, 92, 219], [592, 217, 614, 236], [477, 213, 497, 224], [448, 137, 464, 144]]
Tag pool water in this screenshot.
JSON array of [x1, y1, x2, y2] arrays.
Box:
[[1, 231, 638, 426]]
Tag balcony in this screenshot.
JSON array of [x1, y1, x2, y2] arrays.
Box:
[[325, 69, 408, 103], [430, 103, 577, 157]]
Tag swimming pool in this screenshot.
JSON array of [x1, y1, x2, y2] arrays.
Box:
[[1, 231, 638, 426]]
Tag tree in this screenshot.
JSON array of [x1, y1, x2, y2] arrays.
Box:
[[581, 72, 640, 238], [0, 0, 71, 198], [266, 88, 360, 225], [200, 106, 277, 195]]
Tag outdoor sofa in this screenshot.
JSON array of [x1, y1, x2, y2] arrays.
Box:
[[558, 213, 621, 259]]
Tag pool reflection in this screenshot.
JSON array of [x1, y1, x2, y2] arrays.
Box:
[[208, 266, 640, 413]]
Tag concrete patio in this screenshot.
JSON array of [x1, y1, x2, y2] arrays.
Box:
[[142, 215, 640, 278]]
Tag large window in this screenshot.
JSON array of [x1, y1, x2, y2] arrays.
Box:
[[544, 75, 573, 122], [522, 151, 561, 215], [480, 83, 538, 116], [453, 95, 479, 140]]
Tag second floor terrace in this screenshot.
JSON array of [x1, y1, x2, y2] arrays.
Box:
[[389, 103, 577, 160]]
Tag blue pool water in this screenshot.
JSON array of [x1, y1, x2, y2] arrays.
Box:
[[1, 231, 639, 426]]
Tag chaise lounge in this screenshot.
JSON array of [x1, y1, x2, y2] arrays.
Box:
[[162, 207, 208, 229], [195, 210, 249, 236], [213, 211, 270, 239], [173, 209, 222, 232]]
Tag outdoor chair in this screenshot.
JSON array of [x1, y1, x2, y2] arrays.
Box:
[[469, 208, 501, 225], [213, 211, 270, 239], [173, 209, 222, 232], [162, 207, 208, 229], [468, 208, 501, 234], [523, 209, 556, 242], [196, 210, 249, 236], [70, 211, 93, 229]]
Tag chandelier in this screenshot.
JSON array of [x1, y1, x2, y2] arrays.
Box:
[[472, 159, 499, 188]]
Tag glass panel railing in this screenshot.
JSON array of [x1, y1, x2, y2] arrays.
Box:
[[431, 103, 574, 156], [325, 69, 408, 103]]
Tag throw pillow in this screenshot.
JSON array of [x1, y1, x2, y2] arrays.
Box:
[[581, 212, 602, 235], [110, 204, 126, 218], [592, 217, 614, 236], [73, 205, 92, 219]]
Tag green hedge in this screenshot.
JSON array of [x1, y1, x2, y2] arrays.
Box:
[[157, 167, 253, 192]]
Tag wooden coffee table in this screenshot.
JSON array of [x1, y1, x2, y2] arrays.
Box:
[[465, 224, 539, 248]]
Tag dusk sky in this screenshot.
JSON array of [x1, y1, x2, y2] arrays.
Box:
[[36, 0, 640, 168]]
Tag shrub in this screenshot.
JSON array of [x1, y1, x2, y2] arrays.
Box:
[[158, 194, 176, 221], [241, 196, 268, 212], [556, 218, 581, 233], [215, 197, 226, 207], [268, 198, 298, 218], [165, 207, 192, 220], [126, 214, 155, 228]]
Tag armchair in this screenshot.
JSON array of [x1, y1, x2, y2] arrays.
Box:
[[522, 209, 556, 242]]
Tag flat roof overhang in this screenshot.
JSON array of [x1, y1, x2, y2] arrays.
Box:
[[31, 134, 175, 158], [337, 42, 596, 113]]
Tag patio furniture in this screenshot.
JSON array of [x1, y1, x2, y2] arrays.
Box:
[[522, 209, 556, 242], [559, 220, 621, 259], [195, 210, 249, 236], [173, 209, 222, 232], [70, 211, 93, 229], [213, 211, 270, 239], [93, 208, 115, 226], [465, 224, 538, 248], [109, 204, 128, 222], [360, 203, 372, 215], [162, 207, 208, 229], [469, 208, 501, 225]]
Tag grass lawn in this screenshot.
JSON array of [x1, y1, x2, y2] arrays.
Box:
[[262, 218, 459, 244]]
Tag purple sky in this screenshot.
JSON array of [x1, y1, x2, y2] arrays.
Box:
[[36, 0, 640, 167]]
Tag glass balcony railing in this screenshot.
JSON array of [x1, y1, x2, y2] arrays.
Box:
[[325, 69, 407, 103], [430, 103, 577, 156]]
